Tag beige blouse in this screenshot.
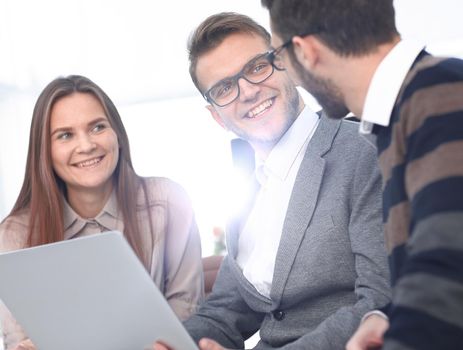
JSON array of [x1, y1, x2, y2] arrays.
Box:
[[0, 177, 204, 350]]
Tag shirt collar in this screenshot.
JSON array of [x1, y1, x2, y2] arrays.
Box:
[[255, 105, 320, 183], [63, 190, 119, 239], [360, 39, 425, 134]]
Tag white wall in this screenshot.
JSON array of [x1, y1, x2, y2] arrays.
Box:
[[1, 0, 463, 250], [0, 92, 35, 218], [118, 96, 236, 256]]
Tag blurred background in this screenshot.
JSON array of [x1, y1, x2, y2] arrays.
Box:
[[1, 0, 463, 258]]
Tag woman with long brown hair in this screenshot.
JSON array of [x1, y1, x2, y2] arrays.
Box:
[[0, 75, 204, 350]]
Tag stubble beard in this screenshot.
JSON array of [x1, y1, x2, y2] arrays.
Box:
[[229, 84, 301, 148], [293, 59, 349, 120]]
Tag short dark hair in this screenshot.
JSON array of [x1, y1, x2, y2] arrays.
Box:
[[187, 12, 271, 93], [262, 0, 399, 56]]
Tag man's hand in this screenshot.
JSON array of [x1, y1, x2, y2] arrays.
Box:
[[151, 338, 231, 350], [198, 338, 230, 350], [346, 314, 389, 350], [151, 341, 170, 350], [12, 339, 36, 350]]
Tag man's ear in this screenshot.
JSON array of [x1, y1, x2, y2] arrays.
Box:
[[292, 35, 319, 71], [206, 104, 227, 130]]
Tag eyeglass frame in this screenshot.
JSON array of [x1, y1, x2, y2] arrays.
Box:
[[202, 27, 324, 108], [202, 51, 286, 107], [267, 26, 325, 68]]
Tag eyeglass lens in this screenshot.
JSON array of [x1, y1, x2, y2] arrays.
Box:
[[208, 54, 276, 106]]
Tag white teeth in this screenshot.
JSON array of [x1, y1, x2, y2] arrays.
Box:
[[76, 157, 102, 168], [248, 99, 273, 118]]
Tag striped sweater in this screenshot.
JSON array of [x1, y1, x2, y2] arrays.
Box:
[[375, 51, 463, 349]]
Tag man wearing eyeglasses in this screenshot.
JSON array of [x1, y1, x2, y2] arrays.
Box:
[[152, 12, 390, 350]]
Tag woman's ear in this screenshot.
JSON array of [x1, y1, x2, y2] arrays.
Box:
[[206, 105, 227, 130]]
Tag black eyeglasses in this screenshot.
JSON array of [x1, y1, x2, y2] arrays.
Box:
[[267, 38, 294, 65], [267, 26, 325, 67], [203, 51, 285, 107]]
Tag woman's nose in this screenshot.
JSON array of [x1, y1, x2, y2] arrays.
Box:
[[76, 134, 96, 153]]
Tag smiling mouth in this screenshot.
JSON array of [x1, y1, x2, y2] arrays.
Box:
[[74, 156, 104, 168], [246, 98, 274, 119]]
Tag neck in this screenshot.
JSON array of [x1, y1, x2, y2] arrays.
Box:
[[330, 37, 401, 117], [252, 142, 275, 161], [66, 182, 113, 219], [252, 96, 305, 161]]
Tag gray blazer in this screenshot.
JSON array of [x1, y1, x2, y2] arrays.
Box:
[[184, 117, 391, 349]]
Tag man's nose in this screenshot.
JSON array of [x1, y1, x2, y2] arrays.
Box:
[[237, 77, 260, 102]]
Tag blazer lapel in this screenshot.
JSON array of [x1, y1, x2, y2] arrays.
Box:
[[270, 116, 342, 303]]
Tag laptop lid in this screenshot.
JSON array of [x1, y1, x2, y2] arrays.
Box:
[[0, 231, 198, 350]]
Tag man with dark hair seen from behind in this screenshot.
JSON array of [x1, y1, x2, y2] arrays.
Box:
[[261, 0, 463, 349], [152, 11, 391, 350]]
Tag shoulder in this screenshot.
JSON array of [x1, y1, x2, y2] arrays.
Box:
[[0, 211, 30, 252], [396, 55, 463, 141], [326, 119, 382, 191], [326, 118, 378, 161], [310, 118, 380, 196], [399, 54, 463, 110], [339, 118, 375, 146], [407, 54, 463, 87], [313, 116, 377, 158], [137, 176, 193, 210]]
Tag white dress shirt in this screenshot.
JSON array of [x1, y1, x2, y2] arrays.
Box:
[[359, 40, 425, 134], [236, 106, 320, 298]]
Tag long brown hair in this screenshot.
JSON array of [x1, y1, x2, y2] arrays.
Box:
[[9, 75, 152, 266]]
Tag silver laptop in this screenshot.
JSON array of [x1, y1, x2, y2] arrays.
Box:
[[0, 231, 198, 350]]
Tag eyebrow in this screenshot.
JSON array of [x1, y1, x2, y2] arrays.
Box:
[[50, 117, 109, 137], [208, 52, 269, 90]]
